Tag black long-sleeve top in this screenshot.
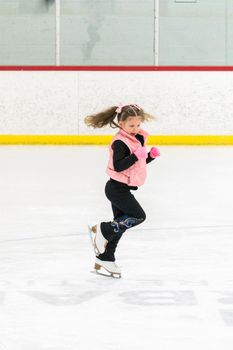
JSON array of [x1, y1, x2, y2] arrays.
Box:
[[110, 133, 154, 190]]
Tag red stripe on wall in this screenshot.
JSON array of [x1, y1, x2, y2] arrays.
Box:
[[1, 66, 233, 71]]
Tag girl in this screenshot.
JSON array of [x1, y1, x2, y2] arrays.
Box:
[[85, 104, 160, 277]]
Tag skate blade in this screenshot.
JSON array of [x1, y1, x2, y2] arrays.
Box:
[[88, 225, 100, 255], [91, 270, 121, 278], [92, 263, 121, 278]]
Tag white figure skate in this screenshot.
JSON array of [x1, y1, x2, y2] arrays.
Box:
[[88, 224, 108, 255], [94, 257, 122, 278]]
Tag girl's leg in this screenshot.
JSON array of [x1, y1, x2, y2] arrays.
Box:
[[98, 180, 146, 260], [98, 204, 124, 261], [111, 202, 124, 220]]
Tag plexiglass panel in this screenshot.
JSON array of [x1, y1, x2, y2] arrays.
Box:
[[60, 0, 155, 65], [1, 0, 233, 66], [226, 0, 233, 65], [159, 0, 226, 65], [0, 0, 55, 65]]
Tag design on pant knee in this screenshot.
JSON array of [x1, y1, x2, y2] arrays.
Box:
[[110, 215, 144, 233]]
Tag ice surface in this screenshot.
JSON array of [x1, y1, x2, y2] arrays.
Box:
[[0, 146, 233, 350]]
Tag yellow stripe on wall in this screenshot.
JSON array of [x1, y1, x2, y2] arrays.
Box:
[[0, 135, 233, 145]]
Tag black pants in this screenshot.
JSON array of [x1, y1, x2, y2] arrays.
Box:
[[98, 179, 146, 261]]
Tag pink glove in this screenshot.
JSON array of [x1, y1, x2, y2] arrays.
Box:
[[150, 147, 160, 158], [134, 146, 148, 160]]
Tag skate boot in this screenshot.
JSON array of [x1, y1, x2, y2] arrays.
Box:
[[88, 224, 108, 255], [94, 257, 121, 278]]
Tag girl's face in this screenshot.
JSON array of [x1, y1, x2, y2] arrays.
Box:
[[119, 116, 142, 136]]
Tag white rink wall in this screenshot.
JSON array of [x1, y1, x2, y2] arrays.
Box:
[[0, 70, 233, 135]]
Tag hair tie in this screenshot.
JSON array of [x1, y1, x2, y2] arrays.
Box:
[[115, 104, 126, 114], [133, 104, 141, 110], [115, 104, 141, 113]]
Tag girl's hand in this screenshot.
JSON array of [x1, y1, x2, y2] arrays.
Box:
[[150, 147, 160, 158], [134, 146, 148, 160]]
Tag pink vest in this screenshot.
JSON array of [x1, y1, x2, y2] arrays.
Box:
[[106, 129, 149, 187]]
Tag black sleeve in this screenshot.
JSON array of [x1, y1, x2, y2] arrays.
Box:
[[112, 140, 138, 172], [146, 153, 155, 164]]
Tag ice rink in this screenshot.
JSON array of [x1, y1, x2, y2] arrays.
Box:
[[0, 145, 233, 350]]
